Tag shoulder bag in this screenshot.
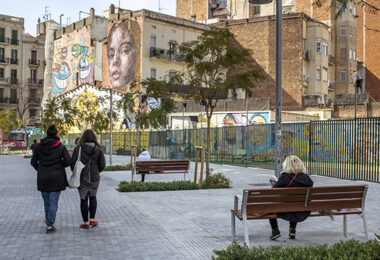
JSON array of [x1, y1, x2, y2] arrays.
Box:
[[69, 147, 84, 188]]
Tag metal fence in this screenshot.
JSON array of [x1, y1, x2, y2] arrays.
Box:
[[57, 117, 380, 183]]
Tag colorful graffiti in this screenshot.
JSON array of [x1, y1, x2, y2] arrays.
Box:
[[52, 27, 94, 95]]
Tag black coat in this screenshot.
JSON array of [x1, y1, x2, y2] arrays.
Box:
[[31, 136, 71, 192], [70, 143, 106, 199], [273, 172, 314, 222]]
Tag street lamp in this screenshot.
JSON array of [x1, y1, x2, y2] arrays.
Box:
[[249, 0, 282, 178]]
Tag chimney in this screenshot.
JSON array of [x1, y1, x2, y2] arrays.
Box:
[[90, 8, 95, 18], [110, 4, 115, 14]]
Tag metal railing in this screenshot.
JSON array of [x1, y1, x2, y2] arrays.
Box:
[[0, 57, 9, 64], [28, 59, 40, 66], [10, 58, 18, 65]]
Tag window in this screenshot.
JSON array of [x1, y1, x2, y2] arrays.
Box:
[[11, 30, 17, 40], [10, 89, 17, 101], [341, 6, 346, 13], [11, 70, 17, 80], [340, 26, 347, 37], [31, 50, 37, 62], [323, 44, 328, 55], [254, 6, 261, 14], [150, 68, 156, 79], [0, 48, 4, 60], [29, 109, 36, 118], [30, 89, 37, 100], [340, 71, 347, 82], [150, 35, 156, 48], [349, 49, 352, 59], [349, 5, 352, 13], [323, 67, 328, 81], [316, 42, 321, 53], [340, 48, 346, 60], [0, 88, 3, 99], [30, 69, 37, 82], [353, 50, 356, 60], [353, 6, 357, 16], [0, 28, 4, 42], [316, 68, 321, 80], [11, 49, 17, 64], [0, 68, 3, 79]]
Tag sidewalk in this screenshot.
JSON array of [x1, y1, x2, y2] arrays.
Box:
[[0, 154, 379, 259]]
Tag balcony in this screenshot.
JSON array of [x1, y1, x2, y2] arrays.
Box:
[[10, 39, 19, 45], [0, 97, 8, 103], [10, 78, 18, 84], [28, 78, 43, 86], [28, 97, 41, 104], [0, 77, 9, 85], [10, 58, 18, 65], [9, 98, 18, 104], [149, 47, 186, 62], [0, 37, 10, 45], [328, 55, 335, 66], [0, 57, 9, 64], [29, 59, 40, 66]]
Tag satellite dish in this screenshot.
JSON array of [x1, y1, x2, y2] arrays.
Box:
[[248, 0, 273, 4]]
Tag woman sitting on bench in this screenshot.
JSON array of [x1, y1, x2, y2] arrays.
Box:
[[269, 155, 313, 240]]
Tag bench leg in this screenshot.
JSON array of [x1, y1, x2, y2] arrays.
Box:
[[243, 217, 250, 247], [231, 212, 236, 241], [362, 212, 369, 240], [343, 215, 347, 237]]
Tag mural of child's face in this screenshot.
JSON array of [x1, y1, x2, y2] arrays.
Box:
[[108, 25, 137, 91]]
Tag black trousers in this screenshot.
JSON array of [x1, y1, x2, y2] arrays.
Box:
[[80, 195, 97, 222], [269, 218, 297, 230]]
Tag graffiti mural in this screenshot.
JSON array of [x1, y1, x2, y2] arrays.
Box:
[[102, 19, 141, 93], [52, 27, 94, 95]]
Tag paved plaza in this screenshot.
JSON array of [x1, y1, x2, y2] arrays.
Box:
[[0, 154, 379, 259]]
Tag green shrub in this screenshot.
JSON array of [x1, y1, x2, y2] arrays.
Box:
[[203, 169, 231, 189], [118, 180, 199, 192], [213, 237, 380, 260], [104, 164, 132, 171], [24, 155, 33, 158]]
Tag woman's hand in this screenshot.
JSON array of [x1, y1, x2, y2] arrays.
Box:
[[269, 177, 276, 186]]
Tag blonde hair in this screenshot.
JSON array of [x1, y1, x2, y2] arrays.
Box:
[[282, 155, 306, 174]]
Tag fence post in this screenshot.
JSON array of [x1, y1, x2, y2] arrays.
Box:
[[199, 146, 205, 188]]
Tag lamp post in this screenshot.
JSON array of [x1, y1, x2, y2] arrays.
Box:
[[249, 0, 282, 177]]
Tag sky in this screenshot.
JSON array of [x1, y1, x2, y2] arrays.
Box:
[[0, 0, 176, 36]]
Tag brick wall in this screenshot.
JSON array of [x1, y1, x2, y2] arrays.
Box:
[[356, 1, 380, 101], [225, 14, 304, 110], [177, 0, 208, 21]]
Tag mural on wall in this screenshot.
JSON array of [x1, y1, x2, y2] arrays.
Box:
[[102, 19, 141, 93], [52, 27, 94, 95]]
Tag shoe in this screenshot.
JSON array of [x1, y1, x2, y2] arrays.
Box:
[[270, 229, 281, 240], [46, 226, 56, 233], [289, 227, 296, 239], [80, 223, 90, 229], [89, 220, 98, 227]]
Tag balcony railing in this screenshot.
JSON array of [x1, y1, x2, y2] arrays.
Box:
[[9, 98, 18, 104], [328, 55, 335, 65], [10, 78, 18, 84], [10, 39, 19, 45], [0, 77, 10, 84], [29, 59, 40, 66], [0, 97, 8, 103], [38, 79, 44, 85], [10, 58, 18, 65], [149, 47, 186, 62], [0, 57, 9, 64], [28, 78, 43, 85], [28, 97, 41, 104], [0, 37, 10, 44]]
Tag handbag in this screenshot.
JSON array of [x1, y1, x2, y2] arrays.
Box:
[[69, 146, 85, 188]]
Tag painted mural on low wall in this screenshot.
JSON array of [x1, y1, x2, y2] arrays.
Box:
[[52, 26, 94, 95], [102, 19, 141, 94]]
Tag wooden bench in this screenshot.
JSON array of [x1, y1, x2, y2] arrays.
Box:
[[231, 185, 368, 246], [132, 160, 190, 181]]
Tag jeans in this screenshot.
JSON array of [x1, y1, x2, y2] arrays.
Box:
[[41, 192, 61, 227]]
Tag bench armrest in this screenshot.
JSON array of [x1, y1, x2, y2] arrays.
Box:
[[234, 195, 242, 211]]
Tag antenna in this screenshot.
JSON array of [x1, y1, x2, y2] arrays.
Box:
[[43, 6, 51, 21], [158, 0, 166, 12]]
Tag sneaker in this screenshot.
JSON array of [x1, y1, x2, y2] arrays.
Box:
[[289, 228, 296, 239], [270, 229, 281, 240], [89, 220, 98, 227], [46, 226, 56, 233], [80, 223, 90, 229]]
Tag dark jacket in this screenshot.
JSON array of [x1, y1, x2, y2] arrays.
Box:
[[31, 136, 71, 192], [70, 143, 106, 199], [273, 172, 314, 222]]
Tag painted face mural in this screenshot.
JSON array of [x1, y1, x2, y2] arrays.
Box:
[[107, 24, 137, 91], [52, 47, 71, 94], [72, 44, 94, 84], [248, 115, 267, 146]]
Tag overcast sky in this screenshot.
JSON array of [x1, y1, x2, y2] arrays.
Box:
[[0, 0, 176, 36]]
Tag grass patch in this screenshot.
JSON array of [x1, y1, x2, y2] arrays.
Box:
[[104, 164, 132, 171], [213, 235, 380, 260]]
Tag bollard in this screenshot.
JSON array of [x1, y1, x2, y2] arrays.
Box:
[[199, 146, 205, 189]]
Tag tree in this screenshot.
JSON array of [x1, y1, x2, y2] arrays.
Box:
[[0, 110, 20, 137], [172, 27, 262, 176], [313, 0, 379, 17]]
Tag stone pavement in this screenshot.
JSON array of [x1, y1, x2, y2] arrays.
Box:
[[0, 154, 379, 259]]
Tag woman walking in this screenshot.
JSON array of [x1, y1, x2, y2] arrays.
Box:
[[71, 129, 105, 229], [31, 125, 71, 233], [268, 155, 313, 240]]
